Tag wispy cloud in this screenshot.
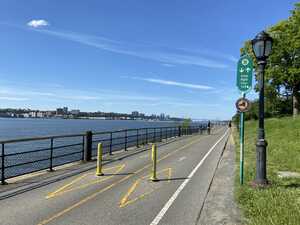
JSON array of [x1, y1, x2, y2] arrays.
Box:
[[0, 84, 160, 103], [161, 63, 175, 67], [25, 27, 231, 69], [176, 47, 238, 63], [27, 19, 49, 28], [0, 96, 29, 101], [123, 76, 213, 90]]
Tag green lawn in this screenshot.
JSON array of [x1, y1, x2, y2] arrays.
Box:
[[233, 116, 300, 225]]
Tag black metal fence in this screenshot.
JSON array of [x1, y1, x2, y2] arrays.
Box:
[[0, 125, 211, 184]]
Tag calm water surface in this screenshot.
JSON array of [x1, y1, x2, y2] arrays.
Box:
[[0, 118, 180, 141]]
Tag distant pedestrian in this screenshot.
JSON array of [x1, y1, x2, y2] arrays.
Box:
[[228, 121, 232, 128], [207, 120, 211, 135]]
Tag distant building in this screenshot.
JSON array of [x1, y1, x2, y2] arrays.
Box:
[[36, 111, 45, 118], [56, 108, 64, 115], [160, 113, 165, 120], [132, 111, 139, 117], [70, 109, 80, 115], [150, 114, 158, 120], [29, 111, 38, 118], [63, 107, 68, 114], [45, 111, 54, 117]]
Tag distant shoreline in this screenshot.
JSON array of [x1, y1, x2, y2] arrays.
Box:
[[0, 117, 179, 122]]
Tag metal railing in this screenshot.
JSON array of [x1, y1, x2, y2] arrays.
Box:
[[0, 125, 210, 184]]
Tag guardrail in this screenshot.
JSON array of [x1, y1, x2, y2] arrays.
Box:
[[0, 125, 217, 185]]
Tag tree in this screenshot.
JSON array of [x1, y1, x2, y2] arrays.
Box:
[[240, 3, 300, 117], [182, 118, 192, 128]]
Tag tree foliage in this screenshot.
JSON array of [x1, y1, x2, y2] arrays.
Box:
[[239, 3, 300, 118]]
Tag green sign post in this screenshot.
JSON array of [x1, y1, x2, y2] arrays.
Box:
[[236, 54, 253, 185]]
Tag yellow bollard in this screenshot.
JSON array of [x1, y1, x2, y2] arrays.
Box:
[[96, 143, 103, 176], [150, 144, 158, 181]]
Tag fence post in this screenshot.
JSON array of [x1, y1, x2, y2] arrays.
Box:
[[84, 131, 93, 162], [81, 136, 85, 160], [153, 128, 156, 142], [49, 138, 54, 172], [160, 128, 163, 142], [109, 132, 113, 155], [136, 129, 139, 148], [146, 128, 148, 144], [124, 130, 128, 151], [1, 143, 6, 185], [166, 128, 168, 141]]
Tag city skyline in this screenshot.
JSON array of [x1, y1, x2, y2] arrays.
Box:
[[0, 106, 182, 121]]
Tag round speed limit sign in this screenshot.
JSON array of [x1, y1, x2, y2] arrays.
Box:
[[235, 98, 251, 112]]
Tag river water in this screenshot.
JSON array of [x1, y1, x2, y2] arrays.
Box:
[[0, 118, 181, 141]]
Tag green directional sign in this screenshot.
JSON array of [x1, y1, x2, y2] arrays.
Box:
[[236, 54, 253, 93]]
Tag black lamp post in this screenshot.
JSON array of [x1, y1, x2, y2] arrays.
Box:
[[251, 31, 273, 185]]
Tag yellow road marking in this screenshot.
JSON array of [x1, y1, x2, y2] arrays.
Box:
[[120, 168, 172, 208], [120, 179, 140, 207], [168, 167, 172, 181], [46, 164, 125, 199], [38, 174, 132, 225], [47, 174, 88, 199], [38, 135, 203, 225], [120, 189, 155, 208], [141, 167, 172, 180]]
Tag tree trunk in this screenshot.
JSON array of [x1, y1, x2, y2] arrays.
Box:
[[292, 87, 299, 118]]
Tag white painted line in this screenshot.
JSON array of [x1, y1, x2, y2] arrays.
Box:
[[178, 156, 186, 162], [149, 129, 229, 225]]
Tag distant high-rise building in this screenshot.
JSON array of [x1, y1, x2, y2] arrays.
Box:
[[132, 111, 139, 117], [63, 107, 68, 114]]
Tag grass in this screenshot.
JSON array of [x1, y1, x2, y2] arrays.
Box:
[[233, 116, 300, 225]]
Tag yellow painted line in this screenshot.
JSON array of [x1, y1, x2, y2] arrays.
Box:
[[141, 167, 172, 180], [120, 179, 140, 207], [120, 168, 172, 208], [38, 134, 204, 224], [46, 164, 125, 199], [47, 173, 88, 199], [168, 167, 172, 182], [120, 189, 155, 208]]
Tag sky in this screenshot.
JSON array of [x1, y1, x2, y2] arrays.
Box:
[[0, 0, 298, 120]]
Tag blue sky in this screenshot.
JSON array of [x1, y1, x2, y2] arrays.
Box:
[[0, 0, 297, 120]]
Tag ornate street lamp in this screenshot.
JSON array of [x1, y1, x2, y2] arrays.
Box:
[[251, 31, 273, 185]]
